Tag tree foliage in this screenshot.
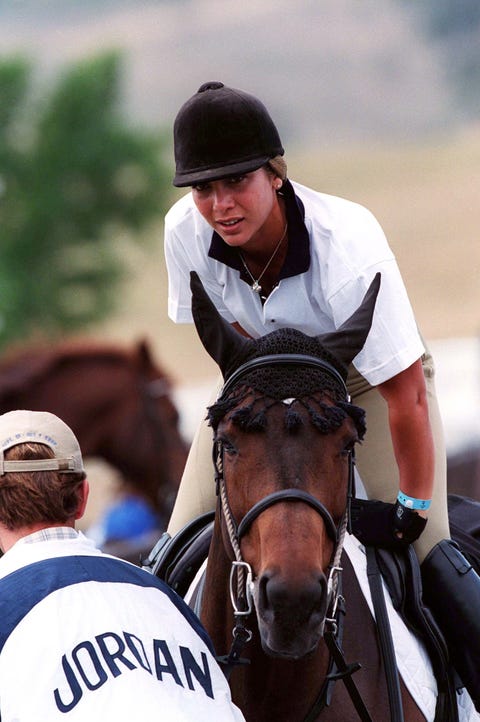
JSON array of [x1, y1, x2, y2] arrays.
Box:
[[0, 51, 171, 348]]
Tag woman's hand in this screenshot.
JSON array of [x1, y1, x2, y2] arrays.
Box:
[[350, 497, 427, 548]]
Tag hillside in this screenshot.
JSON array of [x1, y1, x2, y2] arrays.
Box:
[[0, 0, 454, 144]]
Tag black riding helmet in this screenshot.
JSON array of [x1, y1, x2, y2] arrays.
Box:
[[173, 81, 284, 187]]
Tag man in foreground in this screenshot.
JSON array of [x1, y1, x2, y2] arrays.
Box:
[[0, 409, 244, 722]]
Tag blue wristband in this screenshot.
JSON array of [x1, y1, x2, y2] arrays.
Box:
[[397, 491, 431, 511]]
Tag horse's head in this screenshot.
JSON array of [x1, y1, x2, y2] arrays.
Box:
[[0, 340, 188, 522], [190, 272, 380, 660], [104, 340, 188, 516]]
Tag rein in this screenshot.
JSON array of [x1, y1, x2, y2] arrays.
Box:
[[213, 352, 373, 720]]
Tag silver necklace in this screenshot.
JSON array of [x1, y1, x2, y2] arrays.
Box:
[[238, 223, 288, 295]]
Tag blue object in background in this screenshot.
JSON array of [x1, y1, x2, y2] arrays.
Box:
[[102, 495, 160, 542]]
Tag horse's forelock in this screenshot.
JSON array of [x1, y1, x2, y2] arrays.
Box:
[[208, 380, 366, 440], [206, 325, 367, 436]]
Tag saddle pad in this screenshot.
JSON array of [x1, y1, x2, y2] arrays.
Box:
[[343, 533, 479, 722], [184, 557, 209, 616]]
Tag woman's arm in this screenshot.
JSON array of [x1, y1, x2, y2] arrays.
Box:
[[377, 358, 434, 516]]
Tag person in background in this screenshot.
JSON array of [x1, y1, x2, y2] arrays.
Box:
[[163, 81, 480, 709], [0, 409, 245, 722]]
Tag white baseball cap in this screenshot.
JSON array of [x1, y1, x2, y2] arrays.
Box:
[[0, 410, 85, 476]]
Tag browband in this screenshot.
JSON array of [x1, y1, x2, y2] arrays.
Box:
[[220, 353, 349, 401]]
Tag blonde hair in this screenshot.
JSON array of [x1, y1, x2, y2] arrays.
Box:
[[267, 155, 288, 182]]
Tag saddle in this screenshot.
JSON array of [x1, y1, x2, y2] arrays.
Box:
[[448, 493, 480, 575], [368, 494, 480, 721], [374, 495, 480, 653], [373, 544, 459, 721], [142, 511, 214, 597]]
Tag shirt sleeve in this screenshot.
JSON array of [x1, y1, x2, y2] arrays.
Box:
[[328, 261, 424, 386], [164, 216, 196, 323], [307, 191, 424, 386], [314, 198, 425, 386]]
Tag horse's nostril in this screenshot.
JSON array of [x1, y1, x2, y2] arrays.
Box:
[[260, 571, 326, 616], [258, 570, 274, 610]]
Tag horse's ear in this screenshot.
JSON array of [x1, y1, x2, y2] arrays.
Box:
[[317, 273, 381, 367], [136, 338, 154, 371], [190, 272, 250, 376]]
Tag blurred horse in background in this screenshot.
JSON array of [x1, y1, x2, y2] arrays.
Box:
[[0, 339, 188, 524]]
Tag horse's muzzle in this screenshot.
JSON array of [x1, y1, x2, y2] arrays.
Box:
[[255, 569, 328, 659]]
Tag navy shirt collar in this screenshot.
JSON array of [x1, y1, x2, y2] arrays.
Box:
[[207, 179, 310, 281]]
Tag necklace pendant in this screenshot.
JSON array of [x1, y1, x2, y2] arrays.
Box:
[[251, 281, 262, 294]]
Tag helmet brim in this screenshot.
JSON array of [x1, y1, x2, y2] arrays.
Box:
[[173, 155, 270, 187]]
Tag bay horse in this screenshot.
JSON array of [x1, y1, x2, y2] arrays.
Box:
[[181, 271, 462, 722], [0, 339, 188, 520]]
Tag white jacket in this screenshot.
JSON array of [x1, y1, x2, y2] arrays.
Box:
[[0, 532, 245, 722]]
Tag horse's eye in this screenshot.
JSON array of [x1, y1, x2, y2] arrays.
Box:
[[217, 437, 237, 457], [224, 442, 237, 457]]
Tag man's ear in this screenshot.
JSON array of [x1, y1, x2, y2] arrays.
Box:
[[75, 478, 90, 521]]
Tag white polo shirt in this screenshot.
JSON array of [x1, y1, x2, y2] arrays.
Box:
[[164, 179, 423, 386]]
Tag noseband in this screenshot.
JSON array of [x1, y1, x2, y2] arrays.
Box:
[[237, 489, 338, 542]]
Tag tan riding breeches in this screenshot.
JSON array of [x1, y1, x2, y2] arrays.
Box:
[[168, 349, 450, 562], [167, 376, 224, 536]]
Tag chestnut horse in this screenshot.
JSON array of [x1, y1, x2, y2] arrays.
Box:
[[0, 339, 188, 519], [184, 272, 458, 722]]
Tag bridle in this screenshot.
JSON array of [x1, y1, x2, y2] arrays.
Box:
[[212, 352, 375, 720], [213, 357, 354, 655], [220, 353, 348, 402]]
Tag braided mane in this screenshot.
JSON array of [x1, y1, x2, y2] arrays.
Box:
[[207, 327, 366, 438]]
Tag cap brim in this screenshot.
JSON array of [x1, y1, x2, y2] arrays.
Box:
[[173, 156, 270, 187]]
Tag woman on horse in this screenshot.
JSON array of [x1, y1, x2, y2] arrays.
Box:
[[163, 80, 480, 709]]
